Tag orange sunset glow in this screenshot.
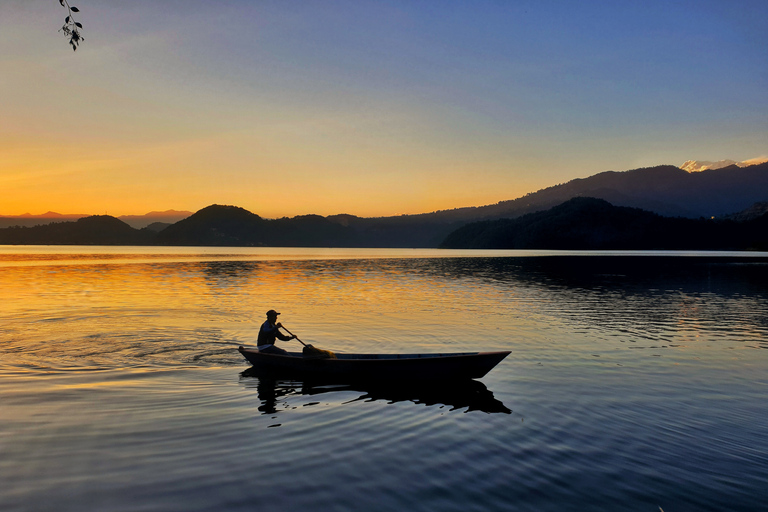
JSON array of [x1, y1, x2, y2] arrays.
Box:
[[1, 2, 765, 219]]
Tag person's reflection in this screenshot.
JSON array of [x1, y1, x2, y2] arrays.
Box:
[[255, 375, 301, 414], [256, 376, 278, 414]]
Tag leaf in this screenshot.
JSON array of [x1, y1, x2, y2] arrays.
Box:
[[71, 6, 80, 12], [59, 0, 65, 6], [75, 22, 82, 28], [66, 16, 70, 23]]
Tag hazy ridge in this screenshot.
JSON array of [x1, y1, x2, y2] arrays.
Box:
[[0, 210, 193, 229]]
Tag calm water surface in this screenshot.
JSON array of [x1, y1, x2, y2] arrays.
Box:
[[1, 247, 767, 511]]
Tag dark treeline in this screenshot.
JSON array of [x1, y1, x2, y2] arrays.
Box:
[[439, 197, 768, 250], [0, 205, 463, 248], [0, 205, 429, 248], [1, 199, 767, 250]]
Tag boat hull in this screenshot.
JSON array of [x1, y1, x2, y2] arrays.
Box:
[[238, 346, 510, 381]]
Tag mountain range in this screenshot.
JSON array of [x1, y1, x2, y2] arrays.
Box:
[[305, 161, 768, 247], [1, 162, 766, 248]]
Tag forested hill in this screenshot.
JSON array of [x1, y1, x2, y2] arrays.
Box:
[[439, 197, 768, 250], [154, 205, 356, 246]]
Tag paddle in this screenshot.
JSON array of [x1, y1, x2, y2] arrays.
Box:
[[279, 325, 336, 359], [279, 325, 307, 347]]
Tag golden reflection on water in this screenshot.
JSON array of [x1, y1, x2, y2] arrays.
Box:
[[0, 255, 523, 375], [1, 247, 767, 375]]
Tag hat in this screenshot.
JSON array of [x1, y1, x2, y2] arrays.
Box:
[[266, 309, 280, 317]]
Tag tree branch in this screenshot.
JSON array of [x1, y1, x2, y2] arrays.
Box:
[[59, 0, 84, 51]]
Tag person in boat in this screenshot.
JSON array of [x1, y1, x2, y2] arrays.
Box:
[[257, 309, 296, 354]]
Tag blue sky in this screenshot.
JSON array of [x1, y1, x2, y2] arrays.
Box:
[[1, 0, 766, 217]]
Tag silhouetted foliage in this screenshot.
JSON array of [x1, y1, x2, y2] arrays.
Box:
[[59, 0, 84, 51]]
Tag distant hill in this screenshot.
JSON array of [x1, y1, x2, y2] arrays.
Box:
[[0, 216, 154, 245], [439, 197, 768, 250], [0, 210, 192, 229], [118, 210, 193, 229], [144, 222, 173, 232], [154, 205, 356, 246], [154, 205, 265, 245], [0, 211, 88, 219], [0, 212, 88, 228]]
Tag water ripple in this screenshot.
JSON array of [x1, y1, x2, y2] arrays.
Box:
[[1, 251, 767, 511]]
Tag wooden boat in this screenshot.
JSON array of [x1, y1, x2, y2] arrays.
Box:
[[238, 346, 510, 381]]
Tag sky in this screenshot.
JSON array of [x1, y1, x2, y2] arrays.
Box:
[[1, 1, 766, 218]]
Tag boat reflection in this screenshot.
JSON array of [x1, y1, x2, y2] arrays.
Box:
[[240, 367, 511, 414]]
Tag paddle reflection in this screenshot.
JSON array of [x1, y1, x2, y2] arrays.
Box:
[[240, 367, 511, 414]]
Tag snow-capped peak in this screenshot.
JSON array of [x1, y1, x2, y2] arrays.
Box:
[[681, 157, 768, 172]]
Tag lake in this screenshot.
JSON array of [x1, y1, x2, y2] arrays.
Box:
[[1, 246, 767, 511]]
